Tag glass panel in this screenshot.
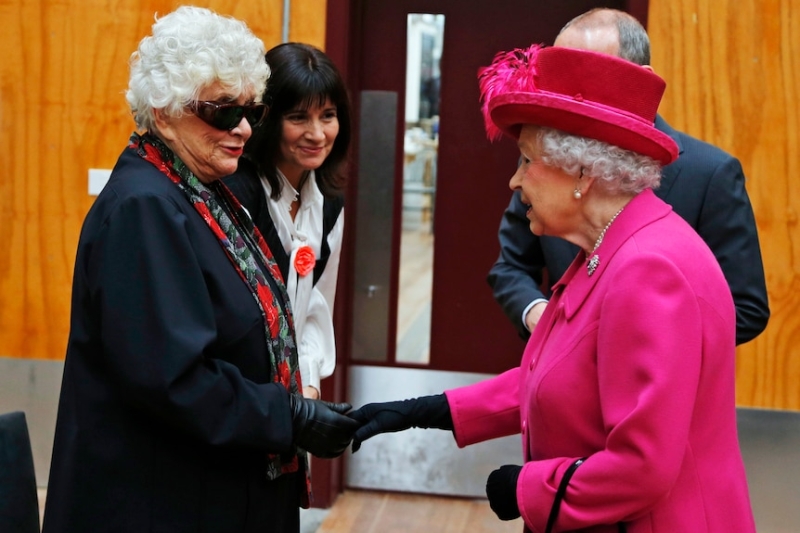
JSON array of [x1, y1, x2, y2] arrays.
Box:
[[396, 13, 444, 365]]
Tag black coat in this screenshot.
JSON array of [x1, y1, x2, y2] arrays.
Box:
[[43, 146, 301, 533], [488, 116, 769, 345]]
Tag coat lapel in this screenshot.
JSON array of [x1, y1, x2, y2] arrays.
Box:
[[552, 190, 673, 320]]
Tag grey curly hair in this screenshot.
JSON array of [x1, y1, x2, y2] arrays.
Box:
[[126, 6, 270, 131], [537, 127, 662, 194]]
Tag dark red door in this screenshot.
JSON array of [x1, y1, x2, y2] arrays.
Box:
[[330, 0, 632, 375], [316, 0, 647, 505]]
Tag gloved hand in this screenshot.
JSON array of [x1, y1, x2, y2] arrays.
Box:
[[289, 394, 360, 458], [347, 394, 453, 452], [486, 464, 522, 521]]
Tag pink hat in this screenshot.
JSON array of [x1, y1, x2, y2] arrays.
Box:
[[478, 44, 679, 165]]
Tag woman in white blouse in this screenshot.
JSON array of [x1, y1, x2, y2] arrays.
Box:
[[225, 42, 351, 399]]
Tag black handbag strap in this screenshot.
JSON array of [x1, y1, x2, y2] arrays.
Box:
[[544, 458, 626, 533], [545, 458, 585, 533]]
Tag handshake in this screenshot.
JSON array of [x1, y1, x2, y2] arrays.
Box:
[[294, 393, 522, 522], [289, 393, 452, 458]]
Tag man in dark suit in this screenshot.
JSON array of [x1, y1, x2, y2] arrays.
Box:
[[488, 8, 769, 345]]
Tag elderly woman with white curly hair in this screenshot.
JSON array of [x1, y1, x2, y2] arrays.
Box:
[[42, 7, 357, 533]]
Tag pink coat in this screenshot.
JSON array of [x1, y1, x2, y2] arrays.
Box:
[[447, 190, 755, 533]]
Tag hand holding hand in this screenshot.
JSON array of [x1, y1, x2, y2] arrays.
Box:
[[348, 394, 453, 452], [486, 464, 522, 521], [289, 394, 359, 458]]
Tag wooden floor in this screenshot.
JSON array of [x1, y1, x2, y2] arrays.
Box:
[[316, 490, 523, 533], [38, 488, 522, 533]]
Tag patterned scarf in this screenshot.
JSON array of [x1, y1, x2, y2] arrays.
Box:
[[130, 132, 311, 505]]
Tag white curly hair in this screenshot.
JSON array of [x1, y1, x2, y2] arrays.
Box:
[[537, 127, 662, 194], [126, 6, 270, 131]]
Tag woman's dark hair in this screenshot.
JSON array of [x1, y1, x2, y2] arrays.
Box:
[[244, 42, 351, 199]]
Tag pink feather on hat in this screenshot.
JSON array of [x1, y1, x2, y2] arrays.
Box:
[[478, 44, 543, 142]]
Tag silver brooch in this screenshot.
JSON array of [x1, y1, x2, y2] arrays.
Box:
[[587, 255, 600, 276]]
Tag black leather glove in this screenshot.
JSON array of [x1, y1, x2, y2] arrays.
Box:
[[289, 394, 360, 458], [348, 394, 453, 452], [486, 464, 522, 521]]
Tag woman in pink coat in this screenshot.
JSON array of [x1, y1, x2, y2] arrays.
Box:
[[348, 44, 756, 533]]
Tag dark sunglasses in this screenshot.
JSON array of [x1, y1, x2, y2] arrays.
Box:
[[189, 101, 268, 131]]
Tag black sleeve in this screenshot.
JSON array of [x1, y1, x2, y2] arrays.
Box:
[[695, 154, 770, 344], [88, 191, 293, 451], [486, 190, 548, 339]]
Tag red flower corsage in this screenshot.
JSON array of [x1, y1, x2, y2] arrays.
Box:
[[294, 245, 316, 277]]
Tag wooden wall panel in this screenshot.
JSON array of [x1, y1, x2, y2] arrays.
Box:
[[649, 0, 800, 410], [0, 0, 323, 360], [290, 0, 328, 50]]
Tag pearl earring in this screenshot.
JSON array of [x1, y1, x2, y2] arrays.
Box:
[[573, 189, 582, 200]]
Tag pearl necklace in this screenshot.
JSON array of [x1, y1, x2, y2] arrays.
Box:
[[586, 206, 624, 276]]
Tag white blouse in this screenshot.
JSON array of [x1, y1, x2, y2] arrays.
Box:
[[262, 169, 343, 393]]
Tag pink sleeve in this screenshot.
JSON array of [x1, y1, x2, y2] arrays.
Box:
[[445, 367, 521, 447]]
